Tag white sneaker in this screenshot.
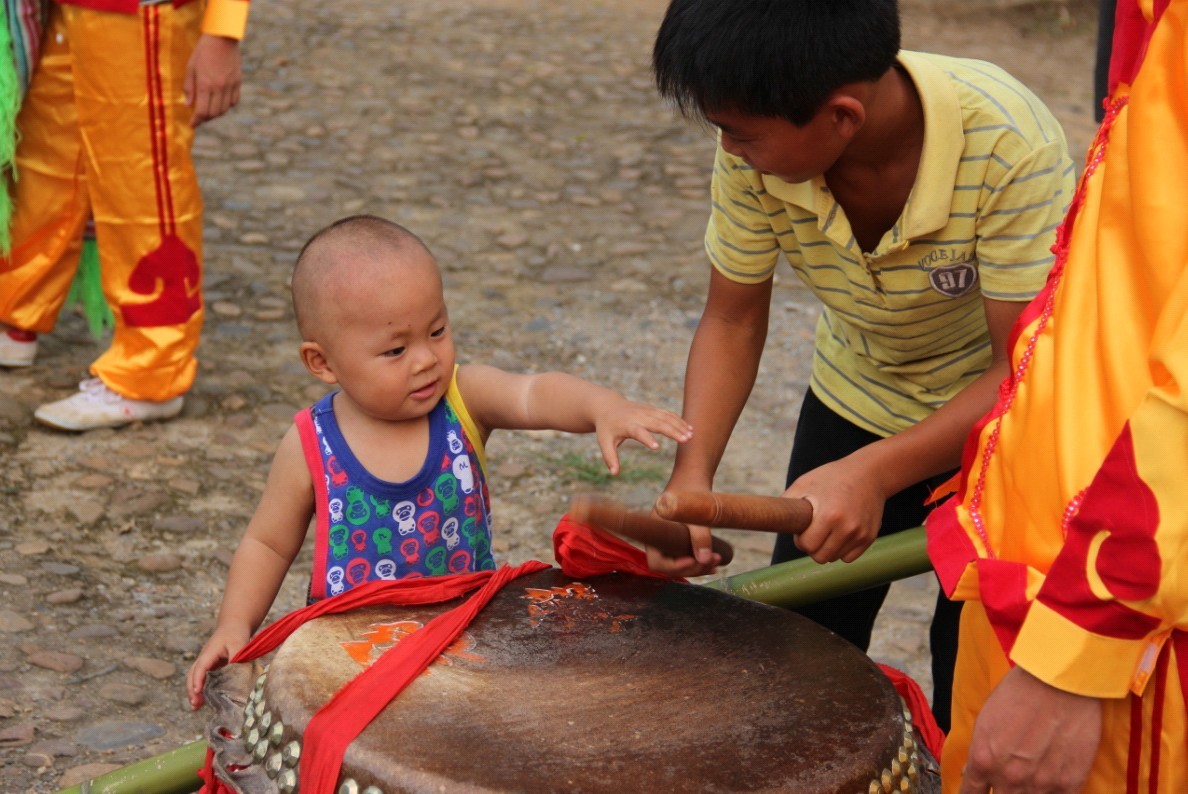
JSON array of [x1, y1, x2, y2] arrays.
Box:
[[34, 378, 184, 431], [0, 325, 38, 367]]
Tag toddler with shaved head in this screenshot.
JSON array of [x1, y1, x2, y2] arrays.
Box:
[[187, 215, 692, 708]]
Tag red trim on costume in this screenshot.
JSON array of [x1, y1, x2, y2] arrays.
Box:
[[53, 0, 200, 13], [142, 9, 167, 238], [1036, 424, 1163, 640], [925, 497, 981, 597], [122, 235, 202, 326], [975, 558, 1032, 655], [1148, 646, 1168, 793], [143, 5, 177, 235], [295, 408, 329, 601], [1174, 632, 1188, 771], [1128, 691, 1143, 794], [1108, 0, 1170, 94], [147, 7, 176, 233], [124, 6, 202, 328]]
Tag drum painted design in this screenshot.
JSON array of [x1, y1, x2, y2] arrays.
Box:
[[205, 570, 939, 793]]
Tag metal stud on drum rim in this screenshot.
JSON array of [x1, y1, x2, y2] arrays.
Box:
[[276, 768, 297, 793], [281, 740, 300, 766]]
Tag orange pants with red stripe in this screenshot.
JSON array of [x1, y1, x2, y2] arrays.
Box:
[[0, 2, 204, 401], [944, 603, 1188, 793]]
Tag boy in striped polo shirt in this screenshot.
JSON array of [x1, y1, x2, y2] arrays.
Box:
[[648, 0, 1074, 732]]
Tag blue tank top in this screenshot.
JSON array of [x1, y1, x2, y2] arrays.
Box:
[[296, 387, 495, 602]]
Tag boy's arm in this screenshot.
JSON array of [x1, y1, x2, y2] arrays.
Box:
[[456, 365, 691, 475], [787, 295, 1022, 564], [186, 424, 314, 708], [651, 268, 772, 573], [648, 142, 780, 573]]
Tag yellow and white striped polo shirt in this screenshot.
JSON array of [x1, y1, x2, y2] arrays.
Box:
[[706, 50, 1076, 437]]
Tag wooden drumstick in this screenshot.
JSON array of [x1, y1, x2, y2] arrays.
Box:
[[654, 490, 814, 534], [568, 494, 735, 565]]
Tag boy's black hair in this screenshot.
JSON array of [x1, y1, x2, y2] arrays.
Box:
[[653, 0, 900, 126]]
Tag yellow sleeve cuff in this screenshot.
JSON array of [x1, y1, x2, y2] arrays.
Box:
[[202, 0, 250, 40], [1011, 600, 1166, 698]]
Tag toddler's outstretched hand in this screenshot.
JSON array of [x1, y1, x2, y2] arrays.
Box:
[[593, 398, 692, 475], [186, 624, 252, 710]]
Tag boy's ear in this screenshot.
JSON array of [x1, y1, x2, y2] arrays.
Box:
[[825, 93, 866, 142], [300, 341, 339, 385]]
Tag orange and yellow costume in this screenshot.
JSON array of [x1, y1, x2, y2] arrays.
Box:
[[0, 0, 248, 401], [925, 0, 1188, 789]]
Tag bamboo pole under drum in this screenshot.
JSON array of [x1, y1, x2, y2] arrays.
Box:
[[55, 738, 206, 794], [706, 526, 932, 608]]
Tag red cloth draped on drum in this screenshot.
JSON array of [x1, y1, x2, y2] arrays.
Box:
[[198, 517, 944, 792]]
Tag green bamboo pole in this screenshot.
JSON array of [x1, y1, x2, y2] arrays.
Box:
[[706, 526, 932, 608], [55, 738, 206, 794]]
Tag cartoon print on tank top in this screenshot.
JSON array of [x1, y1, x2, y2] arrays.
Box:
[[298, 390, 495, 601]]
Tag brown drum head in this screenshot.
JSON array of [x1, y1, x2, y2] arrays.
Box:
[[206, 569, 934, 793]]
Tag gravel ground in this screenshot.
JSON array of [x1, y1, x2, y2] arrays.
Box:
[[0, 0, 1097, 789]]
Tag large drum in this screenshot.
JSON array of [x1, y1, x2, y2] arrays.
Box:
[[205, 569, 938, 793]]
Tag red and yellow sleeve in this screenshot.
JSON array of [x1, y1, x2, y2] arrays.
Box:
[[1010, 0, 1188, 699], [201, 0, 249, 40]]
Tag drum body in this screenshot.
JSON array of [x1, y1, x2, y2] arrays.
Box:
[[205, 569, 938, 793]]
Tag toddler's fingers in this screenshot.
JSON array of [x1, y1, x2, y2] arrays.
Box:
[[627, 427, 662, 451], [655, 414, 693, 442], [638, 406, 687, 428], [598, 436, 622, 475], [186, 669, 205, 710]]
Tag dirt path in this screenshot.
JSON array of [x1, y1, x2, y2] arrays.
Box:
[[0, 1, 1097, 789]]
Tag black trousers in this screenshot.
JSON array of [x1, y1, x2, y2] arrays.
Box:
[[1096, 0, 1117, 122], [771, 388, 961, 734]]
